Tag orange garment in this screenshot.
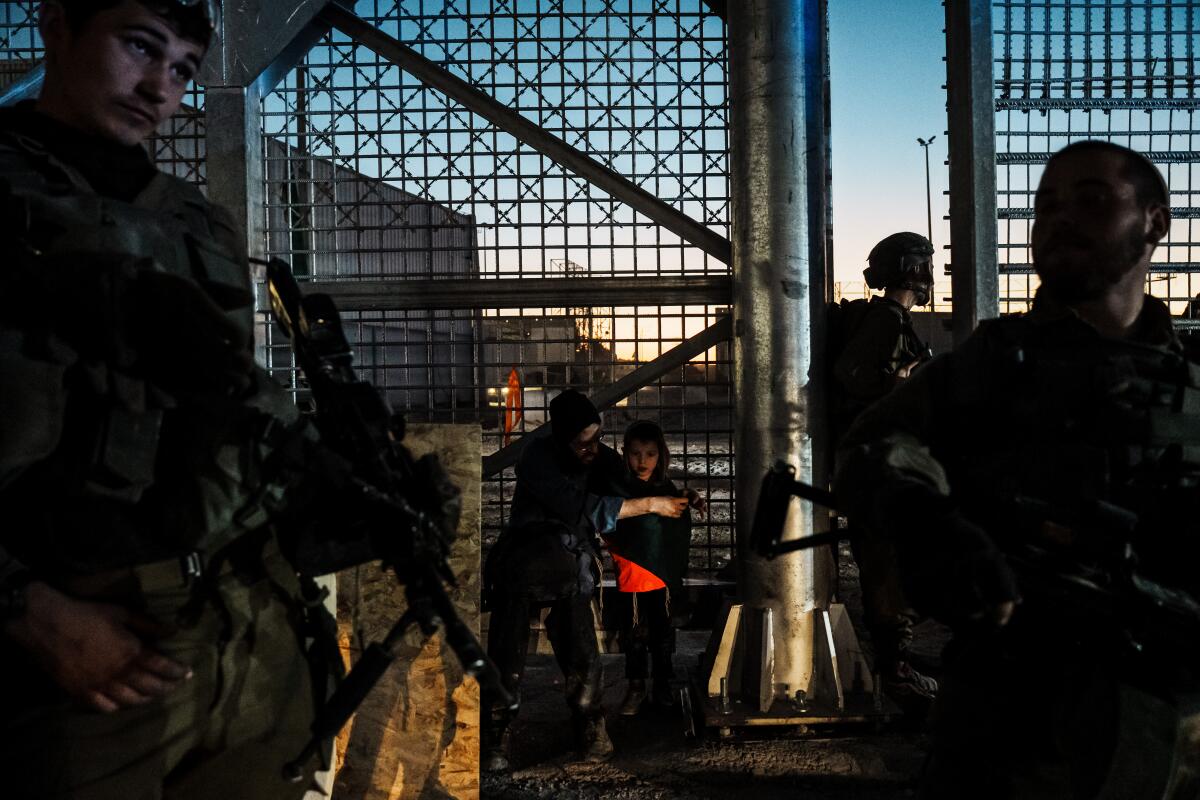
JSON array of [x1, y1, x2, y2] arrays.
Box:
[[609, 548, 666, 593]]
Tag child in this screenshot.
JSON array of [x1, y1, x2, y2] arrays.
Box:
[[603, 421, 706, 714]]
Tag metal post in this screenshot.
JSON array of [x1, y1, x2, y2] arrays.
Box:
[[917, 135, 936, 244], [198, 0, 330, 263], [204, 85, 266, 263], [729, 0, 833, 709], [945, 0, 999, 343], [918, 134, 936, 312]]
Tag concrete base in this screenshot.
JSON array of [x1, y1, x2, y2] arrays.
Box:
[[686, 678, 892, 738], [688, 600, 895, 735]]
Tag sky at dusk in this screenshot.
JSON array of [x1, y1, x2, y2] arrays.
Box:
[[829, 0, 952, 296]]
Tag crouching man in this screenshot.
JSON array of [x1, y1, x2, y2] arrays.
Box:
[[483, 390, 687, 771]]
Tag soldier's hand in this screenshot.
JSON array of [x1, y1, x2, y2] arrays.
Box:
[[650, 496, 691, 518], [894, 359, 922, 381], [3, 581, 192, 713], [686, 489, 708, 514]]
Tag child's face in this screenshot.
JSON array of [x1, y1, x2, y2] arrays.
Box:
[[625, 439, 659, 482]]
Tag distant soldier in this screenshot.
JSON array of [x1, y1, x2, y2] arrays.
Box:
[[0, 2, 342, 796], [836, 142, 1195, 798], [831, 231, 937, 712], [833, 232, 936, 434]]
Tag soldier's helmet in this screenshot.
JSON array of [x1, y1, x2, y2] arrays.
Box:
[[864, 232, 935, 304]]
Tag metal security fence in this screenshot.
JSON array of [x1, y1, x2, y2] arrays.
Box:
[[992, 0, 1200, 314], [261, 0, 728, 281], [257, 1, 735, 575]]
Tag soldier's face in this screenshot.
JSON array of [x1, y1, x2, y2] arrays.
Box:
[[900, 252, 934, 306], [39, 1, 204, 147], [1031, 151, 1158, 303]]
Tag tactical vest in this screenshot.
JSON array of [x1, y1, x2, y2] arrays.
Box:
[[0, 131, 302, 574], [830, 297, 931, 438], [944, 313, 1200, 599]]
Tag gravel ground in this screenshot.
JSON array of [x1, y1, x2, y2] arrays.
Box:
[[483, 545, 951, 800]]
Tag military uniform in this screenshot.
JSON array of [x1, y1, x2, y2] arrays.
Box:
[[836, 291, 1200, 798], [0, 104, 332, 799], [833, 295, 930, 432], [831, 295, 932, 691]]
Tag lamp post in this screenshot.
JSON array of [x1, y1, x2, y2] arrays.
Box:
[[916, 135, 936, 244], [917, 135, 936, 311]]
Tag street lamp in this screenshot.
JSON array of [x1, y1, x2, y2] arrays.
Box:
[[916, 135, 936, 245], [917, 136, 936, 311]]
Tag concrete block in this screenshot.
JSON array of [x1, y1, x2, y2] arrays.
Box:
[[331, 424, 482, 800]]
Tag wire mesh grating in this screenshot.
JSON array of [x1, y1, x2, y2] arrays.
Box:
[[992, 0, 1200, 314]]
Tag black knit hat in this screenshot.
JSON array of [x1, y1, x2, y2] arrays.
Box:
[[549, 389, 601, 443]]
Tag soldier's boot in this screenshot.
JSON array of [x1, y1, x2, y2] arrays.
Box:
[[482, 714, 512, 773], [881, 660, 938, 717], [573, 712, 614, 763], [619, 680, 647, 716], [650, 679, 676, 710]]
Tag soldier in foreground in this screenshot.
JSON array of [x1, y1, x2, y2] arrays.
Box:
[[0, 2, 338, 796], [836, 141, 1198, 798], [831, 231, 938, 712]]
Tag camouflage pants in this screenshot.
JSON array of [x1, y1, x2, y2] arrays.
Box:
[[849, 523, 918, 671], [0, 541, 323, 800]]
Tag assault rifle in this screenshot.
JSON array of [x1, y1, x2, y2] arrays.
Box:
[[989, 492, 1200, 661], [263, 258, 512, 781], [751, 461, 1200, 661]]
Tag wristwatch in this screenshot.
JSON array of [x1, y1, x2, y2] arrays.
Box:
[[0, 569, 34, 624]]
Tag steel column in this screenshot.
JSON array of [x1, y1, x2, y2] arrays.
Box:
[[729, 0, 833, 708], [945, 0, 999, 343], [204, 85, 266, 263], [199, 1, 333, 262], [199, 0, 328, 91]]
